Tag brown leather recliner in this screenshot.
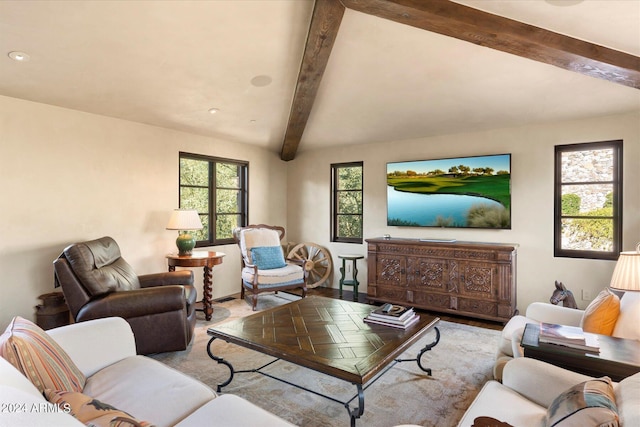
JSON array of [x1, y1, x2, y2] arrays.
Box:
[[53, 236, 196, 355]]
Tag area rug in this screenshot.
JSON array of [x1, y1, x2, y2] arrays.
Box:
[[151, 295, 501, 427]]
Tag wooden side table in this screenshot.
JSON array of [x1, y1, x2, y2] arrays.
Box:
[[338, 254, 364, 301], [521, 323, 640, 382], [167, 251, 225, 321], [35, 292, 70, 330]]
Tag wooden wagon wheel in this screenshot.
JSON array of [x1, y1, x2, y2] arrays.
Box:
[[288, 242, 333, 288]]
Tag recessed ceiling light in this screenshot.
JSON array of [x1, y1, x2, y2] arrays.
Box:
[[208, 108, 219, 114], [8, 51, 30, 62], [250, 75, 272, 87]]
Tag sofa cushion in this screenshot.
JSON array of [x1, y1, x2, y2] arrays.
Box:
[[456, 380, 546, 427], [546, 377, 618, 427], [44, 389, 154, 427], [174, 394, 296, 427], [615, 373, 640, 427], [250, 246, 287, 270], [0, 316, 85, 393], [242, 264, 304, 286], [580, 289, 620, 335], [82, 355, 215, 427], [46, 317, 137, 379]]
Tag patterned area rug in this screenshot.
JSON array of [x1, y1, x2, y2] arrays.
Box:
[[150, 295, 500, 427]]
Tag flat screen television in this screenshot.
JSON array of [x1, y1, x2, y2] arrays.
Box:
[[387, 154, 511, 229]]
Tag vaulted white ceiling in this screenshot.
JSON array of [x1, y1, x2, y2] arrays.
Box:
[[1, 0, 639, 157]]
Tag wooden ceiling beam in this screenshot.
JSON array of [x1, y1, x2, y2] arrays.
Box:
[[280, 0, 345, 161], [343, 0, 640, 89], [280, 0, 640, 161]]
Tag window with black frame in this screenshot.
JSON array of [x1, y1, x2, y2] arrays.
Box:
[[179, 152, 248, 246], [331, 162, 363, 243], [554, 140, 622, 260]]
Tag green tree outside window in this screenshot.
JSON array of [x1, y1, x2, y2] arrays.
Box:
[[554, 141, 622, 260], [332, 162, 363, 243], [179, 153, 248, 246]]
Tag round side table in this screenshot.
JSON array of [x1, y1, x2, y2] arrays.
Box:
[[167, 251, 225, 321], [338, 254, 364, 301]]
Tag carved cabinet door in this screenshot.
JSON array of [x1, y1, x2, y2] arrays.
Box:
[[458, 261, 496, 297], [409, 257, 451, 309], [455, 260, 499, 317], [407, 257, 449, 291], [375, 255, 406, 286]]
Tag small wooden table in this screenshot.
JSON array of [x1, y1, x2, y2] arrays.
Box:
[[167, 251, 225, 321], [206, 296, 440, 426], [521, 323, 640, 382]]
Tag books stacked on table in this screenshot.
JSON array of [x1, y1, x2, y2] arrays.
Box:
[[539, 322, 600, 353], [364, 303, 419, 329]]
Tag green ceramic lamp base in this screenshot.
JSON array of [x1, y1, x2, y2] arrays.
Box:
[[176, 231, 196, 256]]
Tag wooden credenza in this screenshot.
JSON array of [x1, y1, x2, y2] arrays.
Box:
[[366, 238, 517, 323]]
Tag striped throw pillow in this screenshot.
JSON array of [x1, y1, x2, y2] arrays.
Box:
[[0, 316, 85, 393]]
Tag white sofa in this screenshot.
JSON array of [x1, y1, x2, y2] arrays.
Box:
[[0, 317, 295, 427], [494, 291, 640, 381], [457, 357, 640, 427]]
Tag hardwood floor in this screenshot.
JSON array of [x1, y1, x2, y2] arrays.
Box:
[[236, 286, 504, 331]]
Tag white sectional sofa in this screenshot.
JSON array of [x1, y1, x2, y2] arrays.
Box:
[[0, 317, 295, 427], [457, 357, 640, 427]]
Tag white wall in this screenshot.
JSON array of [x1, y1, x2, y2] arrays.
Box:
[[0, 95, 287, 329], [286, 111, 640, 313], [1, 94, 637, 329]]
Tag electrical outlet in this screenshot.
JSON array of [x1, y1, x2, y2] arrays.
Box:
[[582, 290, 592, 301]]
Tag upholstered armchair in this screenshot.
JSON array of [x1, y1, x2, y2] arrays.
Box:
[[233, 224, 307, 310], [494, 289, 640, 381], [53, 236, 197, 354]]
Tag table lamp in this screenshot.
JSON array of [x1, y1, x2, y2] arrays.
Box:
[[609, 242, 640, 339], [166, 209, 203, 256], [609, 243, 640, 293]]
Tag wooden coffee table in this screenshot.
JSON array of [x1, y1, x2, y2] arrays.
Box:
[[206, 296, 440, 426], [521, 323, 640, 382]]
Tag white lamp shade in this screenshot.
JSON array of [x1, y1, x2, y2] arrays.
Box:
[[610, 247, 640, 292], [166, 209, 203, 231]]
